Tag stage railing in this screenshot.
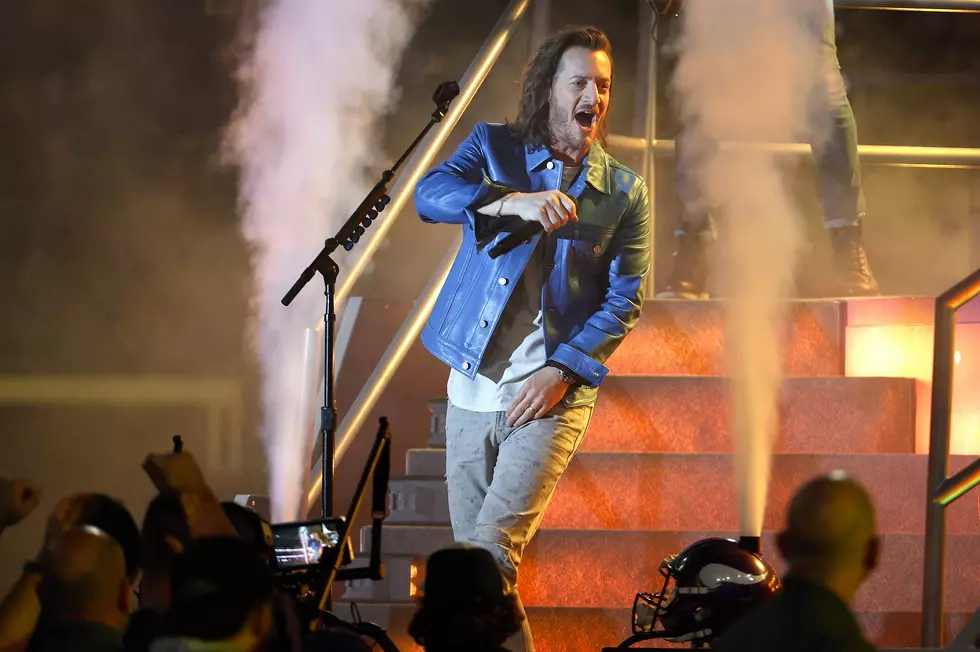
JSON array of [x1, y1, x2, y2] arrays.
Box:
[[921, 268, 980, 647], [324, 0, 532, 312], [608, 135, 980, 169]]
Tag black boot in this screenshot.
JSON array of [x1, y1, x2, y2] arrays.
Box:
[[829, 224, 880, 296], [657, 233, 710, 299]]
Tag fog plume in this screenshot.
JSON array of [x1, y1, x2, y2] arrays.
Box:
[[226, 0, 429, 522], [672, 0, 827, 536]]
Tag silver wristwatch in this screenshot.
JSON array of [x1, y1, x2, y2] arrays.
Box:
[[549, 364, 577, 385]]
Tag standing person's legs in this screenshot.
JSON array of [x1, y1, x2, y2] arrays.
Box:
[[808, 0, 879, 295], [660, 15, 716, 299], [444, 401, 593, 652], [660, 125, 718, 298]]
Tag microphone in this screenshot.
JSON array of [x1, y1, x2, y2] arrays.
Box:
[[432, 81, 460, 119], [488, 195, 577, 260], [488, 222, 542, 260]]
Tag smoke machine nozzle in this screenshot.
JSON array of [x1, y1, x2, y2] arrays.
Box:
[[738, 535, 761, 556]]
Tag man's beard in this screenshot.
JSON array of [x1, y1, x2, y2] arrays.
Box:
[[548, 105, 598, 151]]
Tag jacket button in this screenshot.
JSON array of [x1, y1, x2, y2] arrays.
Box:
[[480, 320, 489, 328], [593, 244, 602, 254], [462, 361, 472, 370], [498, 277, 508, 286], [546, 161, 555, 170]]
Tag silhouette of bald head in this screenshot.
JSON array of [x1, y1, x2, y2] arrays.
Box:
[[40, 526, 130, 626], [778, 472, 878, 582]]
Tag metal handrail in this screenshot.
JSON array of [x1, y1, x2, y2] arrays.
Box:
[[607, 135, 980, 169], [302, 0, 533, 514], [921, 268, 980, 647], [327, 0, 532, 310]]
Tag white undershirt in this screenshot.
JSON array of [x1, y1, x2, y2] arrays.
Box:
[[447, 163, 581, 412]]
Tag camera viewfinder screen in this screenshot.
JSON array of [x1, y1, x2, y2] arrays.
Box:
[[272, 521, 341, 570]]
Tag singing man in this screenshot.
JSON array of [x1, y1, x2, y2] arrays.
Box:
[[414, 26, 650, 652]]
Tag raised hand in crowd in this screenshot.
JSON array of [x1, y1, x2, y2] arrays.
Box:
[[39, 494, 89, 555], [0, 478, 42, 540], [142, 451, 235, 539], [0, 493, 90, 652]]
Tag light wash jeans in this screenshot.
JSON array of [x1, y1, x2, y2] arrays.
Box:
[[674, 0, 865, 240], [444, 401, 594, 652]]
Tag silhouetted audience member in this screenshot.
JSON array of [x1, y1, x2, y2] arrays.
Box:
[[714, 472, 879, 652], [222, 502, 302, 652], [82, 495, 142, 582], [303, 628, 374, 652], [124, 494, 192, 652], [27, 527, 132, 652], [221, 502, 274, 563], [408, 545, 524, 652], [149, 536, 275, 652], [125, 455, 256, 652], [0, 493, 141, 651], [139, 494, 192, 612]]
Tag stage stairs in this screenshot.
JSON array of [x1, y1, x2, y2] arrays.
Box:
[[336, 297, 980, 651]]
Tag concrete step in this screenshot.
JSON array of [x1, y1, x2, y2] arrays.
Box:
[[332, 602, 973, 652], [390, 453, 979, 534], [605, 299, 844, 377], [345, 528, 980, 614], [425, 375, 917, 453]]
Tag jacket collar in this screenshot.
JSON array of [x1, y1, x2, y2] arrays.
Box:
[[524, 141, 611, 194]]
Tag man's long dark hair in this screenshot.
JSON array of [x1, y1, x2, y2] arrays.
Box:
[[509, 26, 613, 150]]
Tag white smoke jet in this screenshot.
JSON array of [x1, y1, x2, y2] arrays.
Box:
[[672, 0, 827, 536], [225, 0, 430, 522]]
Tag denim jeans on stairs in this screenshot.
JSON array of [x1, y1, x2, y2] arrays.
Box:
[[674, 0, 865, 241], [444, 401, 594, 652]]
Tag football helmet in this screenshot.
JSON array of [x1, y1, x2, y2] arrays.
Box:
[[631, 537, 781, 645]]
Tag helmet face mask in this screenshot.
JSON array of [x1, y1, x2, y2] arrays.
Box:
[[632, 555, 676, 633], [630, 538, 782, 645]]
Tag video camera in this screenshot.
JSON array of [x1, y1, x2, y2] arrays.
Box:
[[233, 418, 395, 648]]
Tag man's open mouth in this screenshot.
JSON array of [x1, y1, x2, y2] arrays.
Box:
[[574, 109, 596, 131]]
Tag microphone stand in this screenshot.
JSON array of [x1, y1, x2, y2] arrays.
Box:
[[281, 80, 460, 524]]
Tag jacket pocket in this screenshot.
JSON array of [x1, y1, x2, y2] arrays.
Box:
[[565, 224, 615, 301], [568, 224, 615, 263]]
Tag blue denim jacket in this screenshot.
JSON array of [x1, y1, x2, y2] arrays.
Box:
[[414, 122, 650, 407]]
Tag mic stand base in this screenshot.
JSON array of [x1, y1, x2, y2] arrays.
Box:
[[319, 418, 392, 613]]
